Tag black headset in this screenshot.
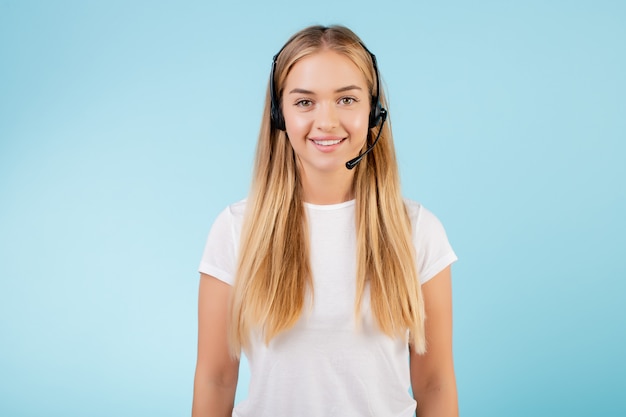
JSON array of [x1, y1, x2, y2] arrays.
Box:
[[269, 43, 387, 132]]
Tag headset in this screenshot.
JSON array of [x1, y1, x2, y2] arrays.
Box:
[[269, 42, 388, 169]]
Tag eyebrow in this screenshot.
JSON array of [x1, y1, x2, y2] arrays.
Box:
[[288, 85, 363, 94]]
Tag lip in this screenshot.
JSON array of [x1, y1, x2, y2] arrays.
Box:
[[309, 135, 344, 142], [308, 136, 346, 153]]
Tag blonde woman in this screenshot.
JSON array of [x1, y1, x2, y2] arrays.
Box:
[[192, 25, 459, 417]]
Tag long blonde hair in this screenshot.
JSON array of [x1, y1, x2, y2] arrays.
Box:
[[230, 25, 426, 355]]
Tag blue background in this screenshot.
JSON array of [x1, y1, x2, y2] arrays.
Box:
[[1, 1, 624, 416]]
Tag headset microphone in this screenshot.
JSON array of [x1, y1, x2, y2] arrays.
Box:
[[345, 108, 387, 170]]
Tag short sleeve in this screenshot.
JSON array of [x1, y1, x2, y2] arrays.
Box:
[[405, 200, 458, 285], [198, 201, 246, 286]]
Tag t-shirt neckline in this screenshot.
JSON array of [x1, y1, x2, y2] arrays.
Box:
[[303, 199, 356, 211]]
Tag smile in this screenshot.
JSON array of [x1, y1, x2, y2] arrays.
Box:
[[314, 139, 342, 146], [309, 137, 345, 146]]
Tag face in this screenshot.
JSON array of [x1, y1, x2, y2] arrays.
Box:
[[281, 49, 371, 176]]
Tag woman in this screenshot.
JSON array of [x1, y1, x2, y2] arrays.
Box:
[[192, 25, 458, 417]]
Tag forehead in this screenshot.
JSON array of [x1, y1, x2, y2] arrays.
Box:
[[284, 50, 368, 92]]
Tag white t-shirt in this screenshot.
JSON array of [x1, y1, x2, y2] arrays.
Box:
[[199, 198, 457, 417]]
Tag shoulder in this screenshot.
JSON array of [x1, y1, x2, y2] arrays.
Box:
[[199, 199, 248, 285], [403, 198, 423, 219], [205, 198, 248, 246], [225, 198, 247, 217], [214, 198, 247, 226], [403, 198, 443, 232], [403, 198, 457, 283]]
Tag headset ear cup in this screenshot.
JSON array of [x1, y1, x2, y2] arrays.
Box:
[[369, 101, 382, 129], [271, 105, 285, 131], [270, 53, 286, 131]]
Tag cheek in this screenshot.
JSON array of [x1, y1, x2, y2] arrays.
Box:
[[346, 111, 370, 138], [284, 111, 311, 138]]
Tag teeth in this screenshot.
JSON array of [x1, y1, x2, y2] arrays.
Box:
[[313, 139, 342, 146]]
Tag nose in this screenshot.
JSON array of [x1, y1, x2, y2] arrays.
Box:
[[315, 102, 339, 131]]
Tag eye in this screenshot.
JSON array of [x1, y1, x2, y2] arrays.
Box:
[[295, 99, 313, 108], [339, 97, 357, 105]]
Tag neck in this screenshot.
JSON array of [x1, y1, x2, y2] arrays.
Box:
[[299, 168, 354, 205]]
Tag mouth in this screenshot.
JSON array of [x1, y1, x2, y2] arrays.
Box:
[[309, 136, 346, 147], [312, 139, 343, 146]]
